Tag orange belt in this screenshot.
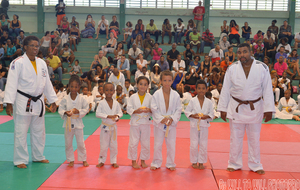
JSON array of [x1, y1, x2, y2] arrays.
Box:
[[232, 96, 261, 113]]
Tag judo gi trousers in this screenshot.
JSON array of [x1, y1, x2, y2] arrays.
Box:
[[228, 119, 263, 171], [13, 113, 46, 165], [98, 127, 118, 164], [64, 128, 87, 162], [190, 127, 208, 164], [127, 124, 151, 161], [151, 127, 176, 168]]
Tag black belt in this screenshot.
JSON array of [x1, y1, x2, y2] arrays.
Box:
[[17, 90, 44, 117]]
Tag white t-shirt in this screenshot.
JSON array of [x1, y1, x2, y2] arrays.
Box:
[[276, 44, 291, 53], [263, 33, 275, 41], [295, 33, 300, 41], [173, 60, 185, 70], [98, 19, 109, 31], [209, 49, 224, 59], [176, 23, 185, 32]]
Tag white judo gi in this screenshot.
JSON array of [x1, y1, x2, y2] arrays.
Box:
[[58, 93, 89, 162], [184, 96, 214, 164], [217, 59, 275, 172], [150, 88, 182, 168], [4, 53, 58, 165], [127, 93, 152, 161], [108, 72, 125, 91], [124, 84, 134, 97], [0, 89, 4, 104], [96, 99, 123, 164], [94, 92, 105, 105], [275, 97, 300, 119], [181, 92, 192, 112], [82, 94, 96, 112]]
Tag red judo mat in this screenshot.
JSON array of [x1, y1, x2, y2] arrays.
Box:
[[39, 121, 300, 190], [0, 115, 13, 124]]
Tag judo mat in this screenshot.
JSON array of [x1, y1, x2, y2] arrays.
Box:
[[0, 113, 300, 190]]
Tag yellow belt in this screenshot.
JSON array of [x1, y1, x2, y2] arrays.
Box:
[[65, 114, 79, 133], [102, 122, 117, 141], [197, 113, 204, 131], [163, 115, 171, 137], [135, 114, 150, 123]]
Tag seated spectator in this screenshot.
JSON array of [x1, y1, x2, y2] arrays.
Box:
[[136, 53, 148, 77], [124, 79, 134, 97], [228, 20, 240, 45], [69, 59, 82, 75], [81, 14, 95, 38], [49, 41, 58, 56], [287, 49, 300, 77], [127, 24, 144, 50], [150, 42, 162, 68], [97, 50, 110, 73], [253, 40, 264, 61], [53, 31, 62, 53], [47, 52, 63, 82], [263, 29, 275, 45], [161, 18, 172, 44], [143, 33, 155, 59], [209, 45, 223, 64], [108, 67, 125, 90], [55, 0, 65, 28], [224, 46, 235, 62], [278, 71, 291, 92], [90, 55, 99, 71], [264, 56, 272, 71], [95, 64, 107, 82], [209, 67, 221, 90], [59, 43, 75, 66], [183, 44, 195, 69], [0, 43, 4, 64], [59, 16, 69, 35], [101, 32, 117, 56], [172, 66, 185, 90], [173, 18, 185, 45], [61, 29, 68, 46], [0, 31, 12, 45], [219, 35, 230, 54], [172, 54, 185, 75], [150, 63, 161, 93], [200, 28, 215, 54], [201, 55, 212, 73], [220, 20, 229, 35], [123, 21, 133, 43], [128, 43, 143, 65], [40, 31, 51, 57], [274, 56, 288, 77], [184, 19, 196, 44], [109, 15, 120, 38], [275, 90, 300, 121], [189, 28, 201, 54], [211, 83, 222, 103], [220, 56, 232, 75], [135, 66, 150, 84], [270, 70, 280, 104], [137, 19, 145, 32], [275, 46, 288, 63], [70, 16, 79, 29], [294, 32, 300, 49], [2, 39, 19, 67], [114, 42, 125, 64], [117, 54, 130, 79], [146, 19, 160, 43], [185, 66, 200, 92], [241, 22, 251, 40], [189, 55, 201, 74], [16, 30, 26, 50], [167, 43, 180, 69], [268, 20, 279, 44], [133, 34, 143, 50], [69, 23, 80, 51], [253, 30, 263, 45], [157, 55, 169, 71], [276, 37, 291, 54], [95, 15, 109, 40], [279, 20, 294, 44], [9, 14, 21, 37], [265, 38, 277, 63], [0, 13, 10, 34], [0, 62, 7, 91]]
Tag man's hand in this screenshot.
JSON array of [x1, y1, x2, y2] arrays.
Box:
[[263, 112, 273, 122], [6, 103, 13, 116], [50, 103, 57, 113], [221, 111, 227, 122]]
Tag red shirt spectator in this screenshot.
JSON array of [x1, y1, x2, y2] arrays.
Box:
[[193, 2, 205, 21], [274, 57, 287, 76]]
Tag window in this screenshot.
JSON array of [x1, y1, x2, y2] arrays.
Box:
[[157, 0, 171, 8], [75, 0, 89, 6], [24, 0, 37, 5], [211, 0, 225, 10], [126, 0, 140, 8], [273, 0, 288, 11], [241, 0, 256, 10], [226, 0, 240, 10], [141, 0, 156, 8], [257, 0, 272, 11], [188, 0, 199, 9], [105, 0, 120, 7], [10, 0, 23, 4], [173, 0, 188, 9]]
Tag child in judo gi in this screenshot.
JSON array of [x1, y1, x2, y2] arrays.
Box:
[[127, 76, 152, 169], [96, 82, 123, 168], [184, 79, 214, 169], [58, 75, 90, 167]]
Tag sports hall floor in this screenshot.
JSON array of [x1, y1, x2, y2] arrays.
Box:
[[0, 110, 300, 190]]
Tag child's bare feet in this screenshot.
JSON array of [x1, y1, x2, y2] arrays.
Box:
[[150, 166, 158, 170], [141, 160, 148, 168], [112, 163, 119, 168], [33, 159, 49, 163], [198, 163, 205, 170], [167, 167, 176, 171], [68, 161, 74, 167], [96, 163, 104, 168], [226, 167, 236, 172], [83, 161, 89, 167], [293, 115, 300, 121], [192, 163, 198, 169], [0, 104, 3, 112], [255, 170, 265, 175], [132, 160, 140, 169], [16, 163, 27, 169]]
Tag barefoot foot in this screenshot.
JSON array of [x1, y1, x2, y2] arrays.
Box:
[[16, 163, 27, 169], [141, 160, 148, 168], [255, 169, 265, 175], [132, 160, 140, 169], [226, 167, 236, 172], [96, 163, 104, 168], [68, 161, 74, 167], [198, 163, 205, 170], [83, 161, 89, 167], [167, 167, 176, 171], [150, 166, 158, 170], [33, 159, 49, 163], [192, 163, 199, 169], [112, 163, 119, 168]]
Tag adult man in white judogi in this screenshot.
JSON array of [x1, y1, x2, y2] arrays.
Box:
[[4, 36, 58, 169], [217, 43, 275, 175]]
